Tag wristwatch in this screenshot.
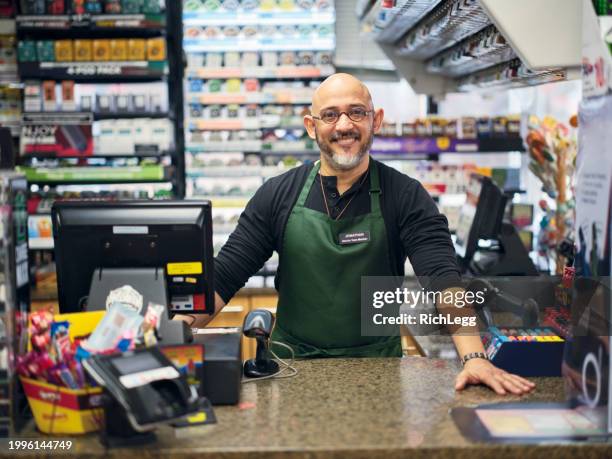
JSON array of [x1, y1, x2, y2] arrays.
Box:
[[461, 352, 489, 366]]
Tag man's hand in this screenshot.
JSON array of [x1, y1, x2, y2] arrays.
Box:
[[455, 358, 536, 395]]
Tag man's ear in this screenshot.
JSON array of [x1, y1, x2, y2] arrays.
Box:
[[372, 108, 384, 134], [304, 114, 316, 140]]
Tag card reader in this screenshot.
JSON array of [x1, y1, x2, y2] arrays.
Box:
[[83, 347, 200, 438]]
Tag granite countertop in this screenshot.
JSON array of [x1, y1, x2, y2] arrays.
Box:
[[7, 358, 612, 458]]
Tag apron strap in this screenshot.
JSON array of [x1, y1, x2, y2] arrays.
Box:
[[295, 161, 320, 208], [369, 159, 382, 216]]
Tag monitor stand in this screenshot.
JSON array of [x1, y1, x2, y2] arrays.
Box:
[[470, 223, 539, 276], [87, 267, 192, 344]]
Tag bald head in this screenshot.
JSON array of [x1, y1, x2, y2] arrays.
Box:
[[304, 73, 383, 173], [311, 73, 373, 113]]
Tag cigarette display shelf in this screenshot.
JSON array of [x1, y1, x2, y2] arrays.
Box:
[[361, 0, 581, 94], [15, 0, 185, 228], [18, 60, 167, 82], [19, 150, 174, 161], [0, 16, 21, 140], [17, 164, 172, 185], [16, 13, 166, 34], [23, 110, 170, 121]]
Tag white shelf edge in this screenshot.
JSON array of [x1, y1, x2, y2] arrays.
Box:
[[479, 0, 581, 70]]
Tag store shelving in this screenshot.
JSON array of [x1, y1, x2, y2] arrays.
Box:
[[186, 64, 334, 79], [15, 1, 184, 270], [371, 135, 524, 155], [18, 60, 167, 80], [16, 13, 166, 32], [182, 9, 335, 26], [17, 164, 172, 185], [0, 16, 21, 140], [182, 0, 336, 284], [361, 0, 581, 94]]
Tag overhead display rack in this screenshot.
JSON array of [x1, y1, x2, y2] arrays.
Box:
[[360, 0, 581, 94]]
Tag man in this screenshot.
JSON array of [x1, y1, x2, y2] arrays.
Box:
[[179, 73, 535, 396]]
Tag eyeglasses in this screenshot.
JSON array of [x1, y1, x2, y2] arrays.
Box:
[[312, 107, 373, 124]]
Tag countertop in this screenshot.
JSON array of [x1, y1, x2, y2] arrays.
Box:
[[6, 357, 612, 458]]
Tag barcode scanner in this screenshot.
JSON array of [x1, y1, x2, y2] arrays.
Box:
[[467, 278, 539, 328], [242, 309, 280, 378]]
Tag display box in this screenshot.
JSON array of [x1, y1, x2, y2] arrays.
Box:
[[20, 377, 103, 435], [21, 123, 94, 157]]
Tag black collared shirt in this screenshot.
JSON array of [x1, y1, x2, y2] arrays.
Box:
[[214, 159, 461, 303]]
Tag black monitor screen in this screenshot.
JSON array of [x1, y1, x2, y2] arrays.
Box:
[[455, 174, 507, 264], [52, 200, 214, 315]]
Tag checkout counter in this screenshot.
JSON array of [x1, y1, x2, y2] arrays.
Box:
[[9, 200, 610, 456], [6, 357, 612, 458]]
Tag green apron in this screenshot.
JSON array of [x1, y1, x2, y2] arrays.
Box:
[[271, 158, 401, 358]]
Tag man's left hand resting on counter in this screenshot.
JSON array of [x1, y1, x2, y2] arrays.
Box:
[[176, 73, 536, 396], [452, 334, 535, 395]]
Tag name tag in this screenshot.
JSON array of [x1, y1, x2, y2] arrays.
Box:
[[339, 231, 370, 245]]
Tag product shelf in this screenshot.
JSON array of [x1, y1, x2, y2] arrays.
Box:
[[424, 25, 516, 77], [187, 115, 306, 131], [182, 2, 336, 203], [455, 59, 567, 92], [182, 10, 335, 26], [371, 136, 525, 155], [187, 92, 312, 105], [396, 0, 490, 59], [17, 164, 172, 185], [366, 0, 581, 94], [18, 60, 167, 81], [374, 0, 442, 45], [186, 65, 334, 80], [16, 13, 166, 34], [183, 38, 335, 53], [19, 150, 173, 160], [186, 140, 262, 152], [22, 110, 170, 121], [186, 165, 290, 178]]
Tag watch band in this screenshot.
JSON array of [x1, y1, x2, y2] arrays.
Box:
[[461, 352, 489, 366]]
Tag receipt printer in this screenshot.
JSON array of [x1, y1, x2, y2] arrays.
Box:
[[83, 347, 200, 445]]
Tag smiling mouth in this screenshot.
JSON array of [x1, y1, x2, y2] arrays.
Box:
[[332, 134, 360, 146]]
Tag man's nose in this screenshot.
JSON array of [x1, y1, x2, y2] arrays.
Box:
[[335, 112, 354, 130]]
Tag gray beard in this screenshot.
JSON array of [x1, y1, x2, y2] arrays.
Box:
[[315, 130, 374, 172]]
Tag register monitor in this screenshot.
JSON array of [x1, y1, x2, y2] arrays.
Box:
[[454, 174, 537, 276], [52, 200, 215, 316]]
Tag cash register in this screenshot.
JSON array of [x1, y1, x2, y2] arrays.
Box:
[[454, 174, 538, 276], [52, 200, 217, 343], [52, 200, 243, 406]]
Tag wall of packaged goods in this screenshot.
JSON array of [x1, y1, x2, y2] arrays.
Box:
[[0, 0, 589, 296]]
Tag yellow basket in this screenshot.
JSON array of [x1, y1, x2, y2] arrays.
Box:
[[20, 377, 104, 434], [23, 310, 107, 434]]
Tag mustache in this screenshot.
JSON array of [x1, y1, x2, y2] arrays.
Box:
[[330, 131, 361, 142]]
